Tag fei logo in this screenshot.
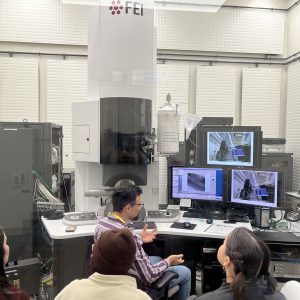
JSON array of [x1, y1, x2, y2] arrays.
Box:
[[109, 1, 144, 16]]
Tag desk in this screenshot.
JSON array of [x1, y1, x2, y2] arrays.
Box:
[[42, 216, 252, 240], [43, 215, 300, 296], [42, 215, 251, 297]]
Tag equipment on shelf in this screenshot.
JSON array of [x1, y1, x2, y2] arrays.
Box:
[[146, 209, 180, 223], [62, 212, 98, 226], [5, 258, 41, 296]]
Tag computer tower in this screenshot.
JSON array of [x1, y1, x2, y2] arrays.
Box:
[[5, 258, 41, 296], [261, 152, 293, 192], [62, 169, 75, 212], [201, 246, 224, 293]]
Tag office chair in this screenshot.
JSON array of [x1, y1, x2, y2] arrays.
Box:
[[128, 269, 179, 300]]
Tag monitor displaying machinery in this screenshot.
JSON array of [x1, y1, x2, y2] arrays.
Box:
[[197, 126, 262, 167], [171, 167, 223, 201], [231, 169, 278, 208]]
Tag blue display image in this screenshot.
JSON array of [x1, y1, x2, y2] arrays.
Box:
[[231, 169, 278, 208], [207, 131, 254, 166], [171, 167, 223, 201]]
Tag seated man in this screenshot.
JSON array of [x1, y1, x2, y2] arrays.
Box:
[[95, 184, 191, 300], [239, 179, 253, 200], [55, 228, 151, 300], [216, 140, 230, 161]]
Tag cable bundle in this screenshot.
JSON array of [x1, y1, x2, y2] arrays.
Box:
[[34, 178, 64, 211]]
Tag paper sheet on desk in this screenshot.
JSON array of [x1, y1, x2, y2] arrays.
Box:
[[205, 222, 252, 236], [290, 221, 300, 236]]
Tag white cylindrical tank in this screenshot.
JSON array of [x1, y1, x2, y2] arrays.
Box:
[[157, 94, 180, 154]]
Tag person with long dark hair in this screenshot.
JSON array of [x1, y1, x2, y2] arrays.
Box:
[[193, 227, 284, 300], [0, 227, 29, 300], [255, 235, 282, 298]]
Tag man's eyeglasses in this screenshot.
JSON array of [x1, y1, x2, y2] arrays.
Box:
[[132, 202, 144, 206]]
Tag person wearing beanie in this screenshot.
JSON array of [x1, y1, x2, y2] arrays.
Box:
[[54, 228, 151, 300], [95, 184, 191, 300]]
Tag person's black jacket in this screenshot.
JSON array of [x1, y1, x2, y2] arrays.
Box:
[[191, 280, 285, 300]]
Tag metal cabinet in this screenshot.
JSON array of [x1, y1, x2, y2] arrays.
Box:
[[0, 122, 63, 261]]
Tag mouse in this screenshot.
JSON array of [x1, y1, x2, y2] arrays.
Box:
[[206, 218, 213, 224], [183, 222, 191, 228]]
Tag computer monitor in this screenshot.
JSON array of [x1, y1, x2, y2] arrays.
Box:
[[231, 169, 278, 208], [197, 126, 262, 167], [171, 167, 223, 201]]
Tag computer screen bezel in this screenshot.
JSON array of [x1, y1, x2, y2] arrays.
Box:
[[230, 168, 280, 209], [197, 126, 262, 168], [170, 166, 224, 202]]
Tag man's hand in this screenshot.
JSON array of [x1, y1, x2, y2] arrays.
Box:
[[166, 254, 184, 266], [140, 224, 158, 243]]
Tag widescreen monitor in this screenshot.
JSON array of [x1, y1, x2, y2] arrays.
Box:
[[197, 126, 262, 167], [171, 167, 223, 201], [231, 169, 278, 208]]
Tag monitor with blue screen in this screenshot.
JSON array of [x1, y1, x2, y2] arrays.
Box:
[[207, 131, 254, 166], [196, 126, 262, 167], [231, 169, 278, 208], [171, 167, 223, 201]]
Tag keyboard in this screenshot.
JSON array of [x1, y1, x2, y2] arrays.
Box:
[[227, 215, 249, 223], [183, 211, 209, 219], [211, 212, 227, 220], [227, 213, 249, 223], [183, 209, 226, 220], [129, 221, 157, 230]]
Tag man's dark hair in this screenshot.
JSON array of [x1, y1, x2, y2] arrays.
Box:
[[112, 184, 143, 212]]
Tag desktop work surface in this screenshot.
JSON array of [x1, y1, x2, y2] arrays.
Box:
[[42, 215, 300, 298], [42, 214, 251, 297], [42, 215, 252, 240]]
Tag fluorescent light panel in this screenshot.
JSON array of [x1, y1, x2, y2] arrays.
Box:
[[155, 1, 226, 13], [61, 0, 100, 5], [61, 0, 226, 12]]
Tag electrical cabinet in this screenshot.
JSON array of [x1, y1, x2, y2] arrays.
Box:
[[261, 152, 293, 192], [0, 122, 63, 198], [0, 128, 34, 261], [0, 122, 63, 260]]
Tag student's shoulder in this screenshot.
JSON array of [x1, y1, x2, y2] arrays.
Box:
[[265, 292, 286, 300], [138, 290, 152, 300], [131, 289, 152, 300]]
